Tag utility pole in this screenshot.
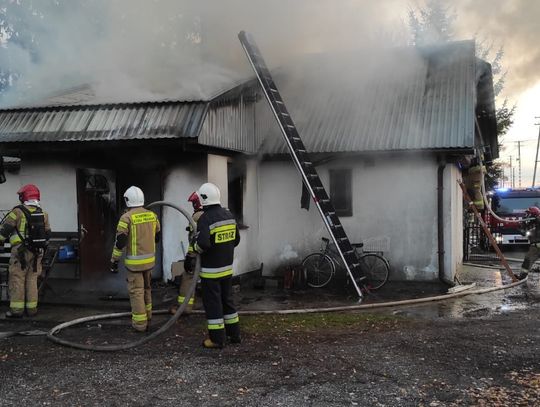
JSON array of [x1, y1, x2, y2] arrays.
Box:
[[532, 118, 540, 187], [509, 156, 514, 188], [517, 140, 522, 188]]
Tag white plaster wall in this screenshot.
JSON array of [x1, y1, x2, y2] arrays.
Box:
[[162, 161, 207, 282], [258, 161, 330, 275], [207, 154, 228, 205], [233, 158, 261, 274], [259, 155, 445, 280], [0, 161, 78, 232]]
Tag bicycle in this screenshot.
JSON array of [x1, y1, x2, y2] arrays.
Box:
[[302, 237, 390, 291]]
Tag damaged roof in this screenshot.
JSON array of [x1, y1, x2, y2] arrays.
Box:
[[0, 101, 209, 142], [260, 40, 497, 157]]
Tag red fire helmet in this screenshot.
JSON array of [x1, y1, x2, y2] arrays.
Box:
[[527, 206, 540, 217], [17, 184, 40, 202], [188, 191, 202, 211]]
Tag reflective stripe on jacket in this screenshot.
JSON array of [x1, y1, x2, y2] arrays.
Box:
[[194, 205, 240, 279], [112, 207, 160, 272]]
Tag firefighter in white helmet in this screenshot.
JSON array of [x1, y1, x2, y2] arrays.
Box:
[[110, 186, 160, 332], [192, 182, 241, 348]]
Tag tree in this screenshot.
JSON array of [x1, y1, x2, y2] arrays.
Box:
[[409, 0, 514, 189]]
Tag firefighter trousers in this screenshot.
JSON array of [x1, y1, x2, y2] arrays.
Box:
[[201, 276, 240, 345], [522, 245, 540, 270], [177, 270, 195, 313], [127, 269, 152, 332], [8, 247, 42, 316]]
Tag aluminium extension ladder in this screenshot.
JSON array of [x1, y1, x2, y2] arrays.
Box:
[[238, 31, 366, 300]]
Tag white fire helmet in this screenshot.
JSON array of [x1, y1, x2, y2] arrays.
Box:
[[197, 182, 221, 206], [124, 186, 145, 207]]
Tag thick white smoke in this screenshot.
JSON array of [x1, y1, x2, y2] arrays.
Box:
[[0, 0, 410, 107]]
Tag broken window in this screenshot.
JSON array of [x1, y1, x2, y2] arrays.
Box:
[[329, 168, 352, 217]]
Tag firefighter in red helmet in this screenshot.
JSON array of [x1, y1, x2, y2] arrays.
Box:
[[0, 184, 51, 318], [520, 206, 540, 278], [169, 191, 204, 315]]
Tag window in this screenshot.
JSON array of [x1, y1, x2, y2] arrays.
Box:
[[228, 161, 245, 224], [329, 169, 352, 217]]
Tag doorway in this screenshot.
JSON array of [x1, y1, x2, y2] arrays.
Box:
[[76, 169, 117, 278]]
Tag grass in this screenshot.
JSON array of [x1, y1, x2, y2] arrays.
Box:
[[240, 311, 403, 334]]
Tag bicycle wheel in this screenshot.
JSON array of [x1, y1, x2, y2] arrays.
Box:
[[302, 253, 335, 288], [359, 253, 390, 291]]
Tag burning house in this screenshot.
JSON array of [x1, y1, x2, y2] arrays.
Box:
[[0, 39, 497, 300]]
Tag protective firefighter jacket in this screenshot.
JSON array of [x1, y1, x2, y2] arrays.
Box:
[[0, 205, 51, 248], [0, 204, 51, 316], [523, 216, 540, 244], [194, 205, 240, 279], [112, 207, 160, 272]]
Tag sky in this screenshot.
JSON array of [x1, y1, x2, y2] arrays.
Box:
[[1, 0, 539, 185]]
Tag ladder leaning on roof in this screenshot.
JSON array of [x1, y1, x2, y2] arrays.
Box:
[[238, 31, 366, 301]]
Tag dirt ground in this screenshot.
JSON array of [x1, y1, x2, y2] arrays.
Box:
[[1, 279, 539, 406]]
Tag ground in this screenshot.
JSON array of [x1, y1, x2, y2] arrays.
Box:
[[0, 264, 539, 406]]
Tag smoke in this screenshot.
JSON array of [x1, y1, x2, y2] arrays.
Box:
[[426, 0, 540, 102], [4, 0, 535, 108], [0, 0, 410, 107]]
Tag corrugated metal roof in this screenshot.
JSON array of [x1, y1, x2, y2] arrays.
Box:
[[261, 41, 479, 154], [0, 102, 209, 142]]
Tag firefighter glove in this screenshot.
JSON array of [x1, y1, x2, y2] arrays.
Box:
[[184, 254, 196, 274], [189, 231, 200, 247], [110, 261, 119, 274]]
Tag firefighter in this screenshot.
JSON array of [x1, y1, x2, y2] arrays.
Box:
[[465, 157, 485, 210], [191, 182, 241, 349], [520, 206, 540, 278], [111, 186, 160, 332], [169, 191, 203, 315], [0, 184, 51, 318]]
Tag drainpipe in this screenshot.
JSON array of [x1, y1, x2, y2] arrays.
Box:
[[437, 158, 454, 286]]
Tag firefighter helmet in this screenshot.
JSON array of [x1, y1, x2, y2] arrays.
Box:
[[527, 206, 540, 217], [188, 191, 202, 211], [124, 186, 145, 207], [17, 184, 40, 202], [197, 183, 221, 206]]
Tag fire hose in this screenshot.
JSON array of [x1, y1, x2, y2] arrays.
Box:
[[46, 201, 200, 352]]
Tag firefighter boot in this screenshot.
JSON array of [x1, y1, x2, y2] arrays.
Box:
[[5, 310, 23, 319], [202, 338, 224, 349]]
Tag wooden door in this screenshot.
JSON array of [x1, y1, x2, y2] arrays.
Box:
[[76, 169, 117, 277]]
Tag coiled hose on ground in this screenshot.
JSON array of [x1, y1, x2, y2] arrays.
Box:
[[46, 200, 530, 351], [46, 201, 199, 352]]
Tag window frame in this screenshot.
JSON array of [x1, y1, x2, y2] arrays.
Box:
[[329, 168, 353, 217]]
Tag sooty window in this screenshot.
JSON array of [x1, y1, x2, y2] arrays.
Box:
[[329, 169, 352, 217]]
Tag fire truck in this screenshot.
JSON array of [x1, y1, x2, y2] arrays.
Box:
[[488, 188, 540, 246]]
